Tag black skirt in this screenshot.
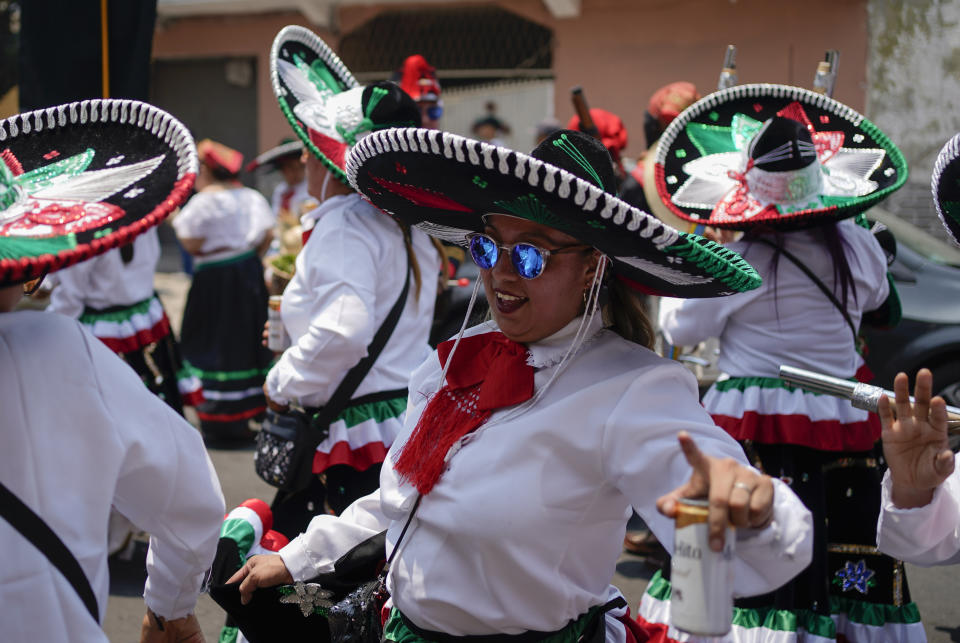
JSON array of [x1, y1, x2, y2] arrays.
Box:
[[180, 251, 273, 434]]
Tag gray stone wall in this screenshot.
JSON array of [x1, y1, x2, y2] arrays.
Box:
[[867, 0, 960, 234]]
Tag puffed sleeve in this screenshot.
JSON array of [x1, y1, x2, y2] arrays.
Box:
[[264, 216, 380, 405], [279, 489, 392, 580], [601, 360, 813, 597], [46, 257, 98, 318], [876, 463, 960, 566], [83, 327, 225, 620], [171, 192, 212, 240]]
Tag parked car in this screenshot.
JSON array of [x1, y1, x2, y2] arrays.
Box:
[[861, 208, 960, 419]]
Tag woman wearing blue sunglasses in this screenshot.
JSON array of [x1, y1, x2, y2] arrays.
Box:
[[229, 129, 815, 643]]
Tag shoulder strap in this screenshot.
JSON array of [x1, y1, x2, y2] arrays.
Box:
[[0, 481, 99, 622], [310, 235, 413, 431], [755, 237, 858, 342]]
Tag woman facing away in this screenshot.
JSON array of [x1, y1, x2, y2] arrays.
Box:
[[45, 227, 202, 416], [173, 138, 275, 441], [227, 127, 813, 642], [262, 79, 442, 532], [261, 29, 444, 536], [649, 85, 923, 640]]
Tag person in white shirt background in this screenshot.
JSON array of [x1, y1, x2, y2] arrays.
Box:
[[226, 126, 813, 643], [0, 99, 224, 643], [262, 28, 444, 537], [173, 138, 275, 442], [650, 85, 923, 641]]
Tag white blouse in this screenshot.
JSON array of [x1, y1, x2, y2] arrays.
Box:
[[659, 219, 889, 378], [265, 193, 440, 408], [876, 462, 960, 566], [279, 315, 813, 636], [0, 311, 224, 642], [47, 228, 160, 318], [172, 186, 274, 262]]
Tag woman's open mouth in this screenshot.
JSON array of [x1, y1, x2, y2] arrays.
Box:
[[494, 289, 528, 314]]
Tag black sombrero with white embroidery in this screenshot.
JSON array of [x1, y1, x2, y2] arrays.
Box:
[[345, 128, 761, 298], [271, 26, 420, 188], [654, 84, 907, 230], [932, 133, 960, 246], [0, 99, 196, 287]]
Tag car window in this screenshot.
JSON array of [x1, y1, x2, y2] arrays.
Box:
[[865, 207, 960, 268]]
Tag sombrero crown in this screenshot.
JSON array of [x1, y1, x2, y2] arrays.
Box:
[[346, 128, 760, 298], [271, 25, 420, 186], [0, 99, 196, 287], [932, 133, 960, 246], [654, 83, 907, 230]]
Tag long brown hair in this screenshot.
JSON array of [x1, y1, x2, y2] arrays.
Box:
[[602, 276, 655, 349], [398, 221, 447, 301]]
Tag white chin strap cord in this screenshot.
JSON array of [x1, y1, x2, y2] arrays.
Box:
[[319, 169, 333, 202]]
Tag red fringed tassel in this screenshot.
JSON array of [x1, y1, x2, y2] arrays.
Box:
[[393, 382, 489, 495]]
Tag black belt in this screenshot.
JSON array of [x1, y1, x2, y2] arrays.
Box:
[[396, 597, 625, 643], [302, 387, 407, 417]]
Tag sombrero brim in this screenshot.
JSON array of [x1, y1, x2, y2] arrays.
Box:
[[655, 84, 907, 231], [0, 99, 196, 287], [270, 25, 359, 185], [932, 133, 960, 246], [346, 128, 761, 298], [245, 140, 304, 172]]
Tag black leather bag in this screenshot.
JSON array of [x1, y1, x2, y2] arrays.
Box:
[[254, 407, 321, 492], [254, 249, 410, 493]]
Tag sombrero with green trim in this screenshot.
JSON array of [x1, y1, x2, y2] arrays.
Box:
[[932, 133, 960, 246], [0, 99, 196, 287], [654, 84, 907, 231], [270, 26, 420, 187], [345, 127, 761, 298]]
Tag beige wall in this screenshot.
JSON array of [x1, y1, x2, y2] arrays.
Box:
[[155, 0, 869, 159], [153, 11, 338, 154]]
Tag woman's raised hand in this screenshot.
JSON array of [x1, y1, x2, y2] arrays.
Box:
[[657, 431, 774, 552], [879, 368, 955, 509], [226, 554, 295, 605]]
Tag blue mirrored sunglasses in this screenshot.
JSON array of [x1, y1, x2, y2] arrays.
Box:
[[425, 105, 443, 121], [467, 233, 589, 279]]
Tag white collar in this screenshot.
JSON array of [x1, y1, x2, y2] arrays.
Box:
[[472, 313, 606, 370], [525, 313, 606, 369]]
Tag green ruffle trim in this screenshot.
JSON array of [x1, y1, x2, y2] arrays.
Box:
[[665, 232, 762, 293], [646, 571, 836, 637], [646, 571, 921, 635], [193, 249, 256, 271], [646, 570, 837, 639], [187, 364, 271, 382], [333, 395, 406, 428], [383, 605, 600, 643], [829, 595, 922, 626], [0, 233, 77, 260], [712, 375, 841, 395], [78, 295, 155, 324]]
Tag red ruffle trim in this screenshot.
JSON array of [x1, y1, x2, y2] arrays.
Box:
[[197, 405, 265, 423], [312, 440, 389, 473], [711, 411, 880, 452], [99, 316, 171, 354], [179, 389, 205, 407]]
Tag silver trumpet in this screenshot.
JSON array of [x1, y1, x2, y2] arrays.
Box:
[[778, 365, 960, 434]]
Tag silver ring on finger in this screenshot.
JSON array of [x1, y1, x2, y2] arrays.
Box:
[[733, 481, 754, 493]]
